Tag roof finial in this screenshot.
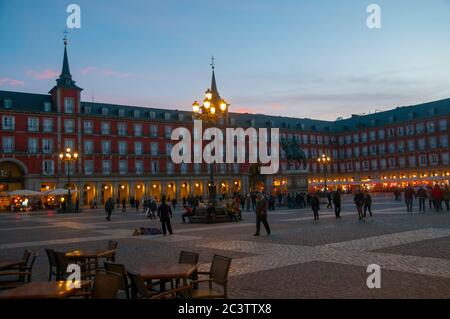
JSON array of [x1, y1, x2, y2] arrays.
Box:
[[63, 29, 68, 46], [210, 56, 215, 70]]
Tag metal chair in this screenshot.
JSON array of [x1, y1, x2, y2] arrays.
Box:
[[104, 262, 131, 299], [103, 240, 118, 263], [0, 251, 37, 290], [190, 254, 232, 299], [128, 272, 160, 299], [91, 270, 121, 299], [54, 251, 95, 280], [45, 248, 58, 281], [150, 285, 191, 299]]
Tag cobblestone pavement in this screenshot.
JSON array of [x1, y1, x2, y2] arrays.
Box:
[[1, 193, 450, 298]]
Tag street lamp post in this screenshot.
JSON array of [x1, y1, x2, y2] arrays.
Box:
[[192, 63, 229, 205], [59, 147, 78, 212], [317, 154, 331, 192]]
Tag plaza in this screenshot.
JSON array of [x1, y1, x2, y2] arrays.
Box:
[[1, 193, 450, 298]]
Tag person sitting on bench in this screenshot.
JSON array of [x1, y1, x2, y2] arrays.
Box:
[[182, 205, 195, 223]]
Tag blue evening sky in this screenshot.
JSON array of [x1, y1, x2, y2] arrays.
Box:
[[0, 0, 449, 120]]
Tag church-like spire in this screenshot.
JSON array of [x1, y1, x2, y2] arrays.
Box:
[[210, 56, 220, 102], [56, 31, 79, 88]]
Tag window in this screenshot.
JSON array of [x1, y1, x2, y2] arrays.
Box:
[[102, 140, 111, 154], [134, 124, 142, 137], [102, 160, 111, 174], [151, 142, 158, 156], [101, 122, 110, 135], [361, 133, 367, 142], [102, 107, 109, 115], [429, 136, 437, 149], [427, 121, 435, 133], [178, 113, 184, 121], [439, 119, 447, 131], [353, 134, 359, 143], [166, 161, 174, 174], [64, 119, 74, 133], [397, 126, 404, 136], [84, 140, 93, 155], [418, 138, 425, 151], [371, 159, 378, 169], [387, 128, 395, 138], [363, 160, 369, 170], [84, 160, 94, 175], [84, 106, 91, 114], [28, 138, 38, 154], [119, 161, 128, 174], [380, 159, 387, 169], [399, 157, 405, 167], [378, 129, 385, 140], [354, 147, 360, 157], [416, 123, 425, 134], [118, 109, 125, 117], [409, 155, 416, 167], [362, 146, 368, 156], [83, 121, 93, 134], [165, 126, 172, 139], [369, 131, 376, 142], [194, 163, 201, 174], [150, 124, 158, 137], [43, 118, 53, 132], [42, 160, 54, 175], [311, 135, 317, 144], [43, 102, 51, 112], [151, 161, 159, 173], [134, 110, 140, 118], [398, 141, 404, 152], [149, 111, 156, 119], [28, 117, 39, 132], [429, 154, 438, 165], [64, 139, 74, 150], [440, 135, 448, 147], [118, 141, 127, 155], [164, 113, 171, 120], [118, 123, 127, 136], [346, 148, 352, 158], [166, 143, 173, 155], [442, 152, 449, 165], [419, 155, 427, 166], [345, 135, 351, 144], [42, 139, 53, 154], [406, 125, 414, 135], [407, 140, 415, 151], [389, 158, 396, 168], [135, 161, 144, 174], [64, 98, 74, 113], [370, 145, 377, 155], [3, 99, 12, 108], [2, 116, 15, 130], [181, 163, 188, 174], [134, 142, 143, 155], [388, 142, 395, 154]]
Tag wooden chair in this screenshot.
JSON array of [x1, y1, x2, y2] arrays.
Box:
[[91, 270, 121, 299], [54, 251, 96, 281], [0, 251, 37, 290], [190, 254, 232, 299], [103, 240, 118, 263], [150, 285, 191, 299], [128, 272, 160, 299], [175, 251, 199, 288], [104, 262, 131, 299], [45, 249, 58, 281]]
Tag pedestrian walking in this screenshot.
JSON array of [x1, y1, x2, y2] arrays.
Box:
[[121, 199, 126, 213], [443, 185, 450, 212], [332, 189, 342, 218], [404, 185, 416, 213], [326, 191, 332, 209], [135, 198, 140, 212], [149, 199, 157, 219], [157, 195, 173, 236], [105, 197, 114, 221], [311, 193, 320, 221], [363, 191, 372, 218], [354, 189, 364, 220], [432, 184, 443, 212], [254, 193, 271, 236], [416, 186, 427, 212]]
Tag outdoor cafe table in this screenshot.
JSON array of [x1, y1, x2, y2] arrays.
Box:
[[136, 263, 199, 288], [0, 260, 23, 271], [66, 249, 117, 274], [0, 280, 91, 299]]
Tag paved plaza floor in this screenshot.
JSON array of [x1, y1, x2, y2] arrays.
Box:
[[1, 193, 450, 299]]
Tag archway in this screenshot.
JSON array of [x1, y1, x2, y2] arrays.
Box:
[[149, 182, 161, 201], [193, 181, 203, 197], [134, 183, 145, 202], [83, 183, 95, 206], [180, 181, 189, 199], [101, 184, 113, 205], [165, 182, 176, 201], [0, 160, 26, 195], [248, 163, 264, 193]]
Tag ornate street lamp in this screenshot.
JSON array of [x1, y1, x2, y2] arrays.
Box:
[[192, 57, 230, 205], [59, 147, 78, 212], [317, 154, 331, 191]]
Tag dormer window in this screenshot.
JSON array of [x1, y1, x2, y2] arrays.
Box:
[[102, 107, 108, 115], [64, 98, 74, 114], [249, 119, 255, 127], [84, 106, 91, 114], [118, 109, 125, 117], [43, 102, 51, 112], [134, 110, 140, 118], [149, 111, 156, 119], [3, 99, 12, 109], [178, 113, 184, 121], [164, 112, 171, 120]]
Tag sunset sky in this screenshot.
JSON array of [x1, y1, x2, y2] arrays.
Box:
[[1, 0, 450, 120]]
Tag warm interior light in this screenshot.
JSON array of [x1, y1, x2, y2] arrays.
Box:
[[87, 186, 91, 190], [120, 185, 125, 189], [168, 184, 172, 188], [104, 186, 108, 190], [153, 184, 157, 189], [46, 186, 50, 190], [137, 185, 141, 189], [195, 183, 199, 187]]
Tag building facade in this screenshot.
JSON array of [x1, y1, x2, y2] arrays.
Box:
[[0, 42, 449, 209]]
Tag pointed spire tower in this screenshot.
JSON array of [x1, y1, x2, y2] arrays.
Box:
[[49, 32, 83, 113], [210, 56, 221, 104]]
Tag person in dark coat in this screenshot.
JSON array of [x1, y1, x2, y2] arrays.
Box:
[[354, 190, 364, 220], [157, 195, 173, 236], [416, 186, 427, 212], [310, 193, 320, 221], [254, 193, 271, 236], [105, 197, 114, 221], [121, 199, 126, 213], [332, 189, 342, 218], [363, 191, 373, 218], [404, 185, 416, 213], [326, 191, 332, 209]]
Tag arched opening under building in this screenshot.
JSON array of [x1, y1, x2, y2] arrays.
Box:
[[180, 182, 189, 199], [83, 183, 96, 206], [101, 184, 113, 205]]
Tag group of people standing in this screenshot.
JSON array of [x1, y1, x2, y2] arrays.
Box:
[[404, 184, 450, 213]]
